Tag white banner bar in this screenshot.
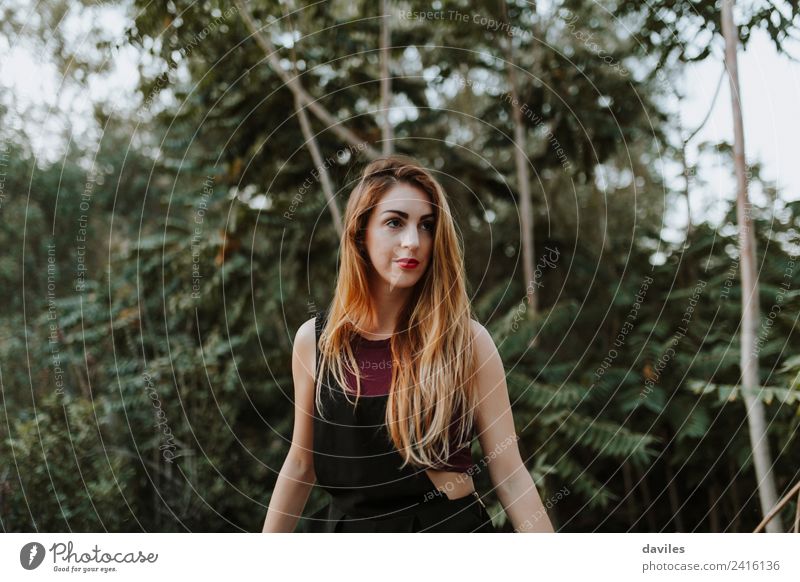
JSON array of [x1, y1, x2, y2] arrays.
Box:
[[2, 533, 797, 581]]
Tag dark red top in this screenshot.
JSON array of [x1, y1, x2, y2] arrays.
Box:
[[342, 334, 474, 473]]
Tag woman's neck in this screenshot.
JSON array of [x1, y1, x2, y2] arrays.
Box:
[[365, 277, 412, 338]]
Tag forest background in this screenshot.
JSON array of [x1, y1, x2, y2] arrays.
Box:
[[1, 0, 798, 533]]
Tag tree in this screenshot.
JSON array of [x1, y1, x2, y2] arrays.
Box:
[[721, 0, 782, 532], [499, 0, 538, 319], [612, 0, 800, 532], [380, 0, 394, 154], [234, 0, 344, 236]]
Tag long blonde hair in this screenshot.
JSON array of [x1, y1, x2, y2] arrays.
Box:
[[316, 155, 478, 470]]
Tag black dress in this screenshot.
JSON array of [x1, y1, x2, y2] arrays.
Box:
[[305, 309, 496, 533]]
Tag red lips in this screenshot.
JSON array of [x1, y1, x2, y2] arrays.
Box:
[[396, 258, 420, 269]]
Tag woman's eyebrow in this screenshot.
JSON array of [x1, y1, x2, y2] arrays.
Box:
[[381, 210, 435, 219]]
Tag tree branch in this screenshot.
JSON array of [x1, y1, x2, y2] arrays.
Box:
[[234, 0, 381, 160]]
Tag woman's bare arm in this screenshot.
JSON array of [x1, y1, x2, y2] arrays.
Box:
[[261, 317, 318, 532], [472, 320, 555, 533]]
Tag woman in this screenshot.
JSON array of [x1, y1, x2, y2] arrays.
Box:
[[262, 155, 555, 533]]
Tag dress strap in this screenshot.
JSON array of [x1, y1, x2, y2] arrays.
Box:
[[313, 309, 328, 383], [314, 308, 327, 342]]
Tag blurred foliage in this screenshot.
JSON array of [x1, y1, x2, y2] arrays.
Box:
[[1, 0, 798, 533]]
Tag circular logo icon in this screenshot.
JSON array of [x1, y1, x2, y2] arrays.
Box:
[[20, 542, 46, 570]]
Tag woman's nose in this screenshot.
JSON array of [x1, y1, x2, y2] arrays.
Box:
[[401, 226, 420, 249]]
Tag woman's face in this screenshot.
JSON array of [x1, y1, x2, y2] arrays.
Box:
[[363, 183, 436, 290]]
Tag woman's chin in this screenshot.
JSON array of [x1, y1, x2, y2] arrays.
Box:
[[381, 273, 422, 290]]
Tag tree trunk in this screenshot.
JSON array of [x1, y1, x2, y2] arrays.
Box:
[[727, 457, 743, 532], [234, 0, 380, 159], [664, 460, 685, 531], [621, 462, 638, 529], [708, 483, 721, 532], [499, 1, 537, 319], [380, 0, 393, 154], [721, 0, 783, 532], [237, 0, 344, 236], [636, 467, 659, 531], [675, 65, 725, 246], [294, 91, 344, 237], [678, 133, 692, 243]]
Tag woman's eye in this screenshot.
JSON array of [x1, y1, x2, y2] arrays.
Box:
[[386, 218, 434, 230]]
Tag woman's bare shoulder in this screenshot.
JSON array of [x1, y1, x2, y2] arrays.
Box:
[[294, 316, 317, 353], [468, 318, 501, 366], [291, 316, 319, 387], [468, 318, 492, 343]]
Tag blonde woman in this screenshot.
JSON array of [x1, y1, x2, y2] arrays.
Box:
[[263, 155, 555, 533]]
